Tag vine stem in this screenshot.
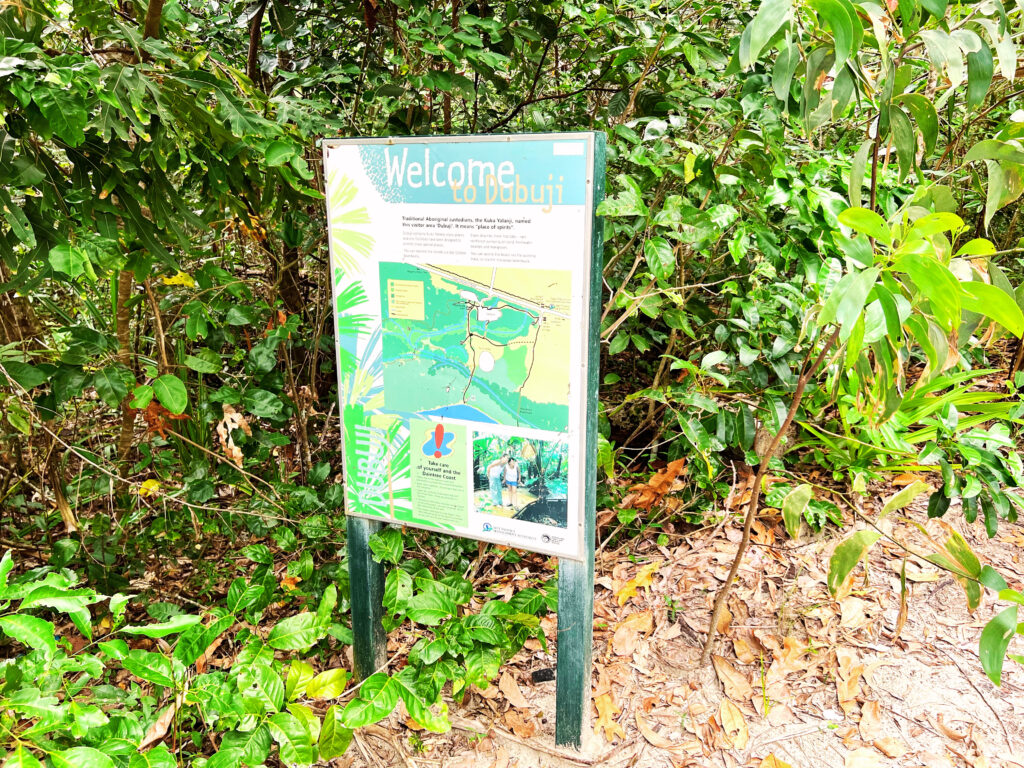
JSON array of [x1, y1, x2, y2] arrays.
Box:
[[699, 327, 840, 666]]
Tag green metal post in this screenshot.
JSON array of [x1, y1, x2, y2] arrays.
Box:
[[555, 131, 605, 749], [346, 516, 387, 680]]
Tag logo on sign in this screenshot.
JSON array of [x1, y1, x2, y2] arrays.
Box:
[[421, 423, 455, 458]]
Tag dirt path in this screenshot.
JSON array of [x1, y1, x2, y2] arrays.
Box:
[[342, 487, 1024, 768]]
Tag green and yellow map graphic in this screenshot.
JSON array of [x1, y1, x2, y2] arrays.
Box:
[[379, 262, 571, 432]]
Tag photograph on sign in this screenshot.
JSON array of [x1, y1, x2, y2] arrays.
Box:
[[323, 134, 598, 559]]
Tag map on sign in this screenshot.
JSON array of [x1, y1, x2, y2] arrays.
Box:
[[379, 262, 571, 432]]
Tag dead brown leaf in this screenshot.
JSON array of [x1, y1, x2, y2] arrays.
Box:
[[859, 700, 883, 741], [873, 737, 908, 758], [615, 562, 664, 606], [594, 693, 626, 743], [718, 699, 748, 750], [712, 655, 753, 702], [503, 710, 536, 739], [844, 747, 884, 768], [612, 610, 654, 656], [760, 755, 793, 768], [635, 711, 689, 754], [498, 672, 529, 709]]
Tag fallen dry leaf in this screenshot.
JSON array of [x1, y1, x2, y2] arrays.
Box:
[[732, 635, 757, 664], [760, 755, 793, 768], [594, 693, 626, 743], [504, 710, 536, 739], [873, 737, 908, 758], [635, 711, 689, 754], [719, 699, 748, 750], [845, 747, 884, 768], [498, 672, 529, 709], [612, 610, 654, 656], [859, 700, 883, 741], [935, 714, 967, 741], [615, 561, 664, 606], [712, 655, 753, 702]]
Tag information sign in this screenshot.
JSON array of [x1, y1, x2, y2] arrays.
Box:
[[324, 134, 604, 560]]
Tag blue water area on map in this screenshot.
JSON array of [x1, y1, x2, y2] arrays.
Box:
[[418, 404, 497, 423]]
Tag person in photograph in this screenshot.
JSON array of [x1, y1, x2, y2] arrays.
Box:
[[485, 454, 509, 507], [504, 457, 520, 510]]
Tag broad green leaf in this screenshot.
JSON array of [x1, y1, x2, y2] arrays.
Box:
[[848, 139, 872, 208], [879, 479, 931, 517], [819, 267, 880, 342], [838, 207, 891, 244], [34, 88, 89, 147], [960, 282, 1024, 337], [393, 667, 450, 732], [51, 747, 114, 768], [808, 0, 857, 67], [739, 0, 792, 68], [267, 712, 316, 766], [827, 530, 881, 596], [2, 746, 43, 768], [220, 725, 271, 766], [781, 483, 812, 539], [286, 659, 316, 700], [772, 42, 800, 101], [48, 244, 89, 278], [895, 94, 938, 155], [306, 668, 350, 699], [893, 253, 961, 332], [960, 33, 993, 110], [128, 746, 176, 768], [643, 236, 675, 282], [1, 362, 48, 390], [153, 374, 188, 414], [123, 649, 175, 688], [267, 612, 327, 651], [184, 348, 221, 374], [406, 590, 457, 626], [239, 665, 285, 713], [319, 705, 354, 760], [121, 614, 201, 638], [979, 605, 1018, 685], [93, 366, 130, 409], [265, 140, 299, 167], [130, 384, 155, 408], [890, 106, 915, 182], [0, 614, 56, 657], [368, 527, 404, 564], [963, 140, 1024, 167], [341, 673, 399, 728]]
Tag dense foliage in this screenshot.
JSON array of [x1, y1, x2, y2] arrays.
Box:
[[3, 0, 1024, 762]]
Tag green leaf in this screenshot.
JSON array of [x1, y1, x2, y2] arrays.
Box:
[[130, 384, 155, 408], [34, 88, 89, 147], [890, 106, 915, 182], [153, 374, 188, 414], [781, 484, 812, 539], [184, 348, 221, 374], [393, 667, 450, 732], [964, 36, 994, 111], [120, 614, 201, 638], [827, 530, 881, 596], [739, 0, 792, 68], [893, 253, 962, 332], [123, 649, 175, 688], [319, 705, 354, 760], [268, 712, 316, 766], [979, 605, 1018, 685], [93, 365, 130, 409], [239, 664, 285, 712], [368, 527, 404, 564], [643, 237, 675, 282], [838, 207, 891, 244], [879, 479, 931, 517], [1, 362, 48, 390], [406, 590, 456, 626], [895, 93, 938, 155], [341, 673, 399, 728], [285, 660, 315, 700], [51, 747, 115, 768], [819, 267, 880, 342], [848, 139, 872, 208], [0, 614, 57, 658], [960, 281, 1024, 337], [808, 0, 856, 67], [220, 725, 271, 766], [265, 140, 299, 167], [2, 746, 43, 768], [48, 244, 89, 278], [128, 745, 177, 768], [964, 140, 1024, 167], [306, 668, 350, 699], [267, 612, 327, 651]]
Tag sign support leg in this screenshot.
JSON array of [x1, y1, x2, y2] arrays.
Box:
[[555, 556, 595, 748], [346, 516, 386, 680]]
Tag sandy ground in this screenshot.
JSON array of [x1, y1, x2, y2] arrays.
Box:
[[337, 484, 1024, 768]]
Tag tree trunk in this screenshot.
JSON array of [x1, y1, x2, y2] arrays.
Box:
[[247, 0, 269, 89], [0, 263, 40, 348], [115, 270, 136, 469]]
